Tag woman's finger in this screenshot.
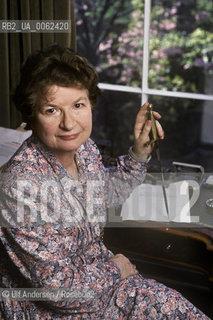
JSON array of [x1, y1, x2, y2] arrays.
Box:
[[134, 102, 150, 138], [152, 110, 162, 119], [155, 120, 164, 139]]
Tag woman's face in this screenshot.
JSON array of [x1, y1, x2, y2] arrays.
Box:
[[32, 85, 92, 159]]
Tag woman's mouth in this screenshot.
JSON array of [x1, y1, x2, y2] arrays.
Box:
[[58, 133, 79, 140]]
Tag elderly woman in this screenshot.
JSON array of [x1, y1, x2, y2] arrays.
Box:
[[0, 45, 209, 319]]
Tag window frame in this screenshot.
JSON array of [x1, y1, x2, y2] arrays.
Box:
[[98, 0, 213, 105]]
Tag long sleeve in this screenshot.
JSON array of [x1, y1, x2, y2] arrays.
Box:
[[0, 229, 120, 314], [82, 139, 148, 209], [103, 154, 148, 208], [0, 170, 121, 314], [0, 136, 147, 314]]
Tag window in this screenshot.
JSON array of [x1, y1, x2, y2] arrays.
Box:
[[75, 0, 213, 171]]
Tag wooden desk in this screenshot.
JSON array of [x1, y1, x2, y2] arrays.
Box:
[[104, 221, 213, 317]]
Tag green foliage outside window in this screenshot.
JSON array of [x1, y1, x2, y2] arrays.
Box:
[[75, 0, 213, 162]]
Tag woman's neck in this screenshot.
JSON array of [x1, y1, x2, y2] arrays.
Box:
[[67, 161, 79, 180], [53, 151, 79, 180]]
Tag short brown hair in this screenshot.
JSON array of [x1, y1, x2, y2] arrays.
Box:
[[13, 45, 101, 129]]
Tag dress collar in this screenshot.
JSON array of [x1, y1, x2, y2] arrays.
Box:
[[29, 134, 87, 183]]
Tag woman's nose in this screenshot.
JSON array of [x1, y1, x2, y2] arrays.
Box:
[[59, 110, 76, 130]]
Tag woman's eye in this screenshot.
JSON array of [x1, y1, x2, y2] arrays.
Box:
[[46, 108, 56, 114], [74, 103, 83, 109]]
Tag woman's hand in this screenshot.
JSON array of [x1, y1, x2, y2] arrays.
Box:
[[109, 254, 138, 280], [132, 101, 164, 161]]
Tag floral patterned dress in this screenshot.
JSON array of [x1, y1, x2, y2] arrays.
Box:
[[0, 135, 209, 319]]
